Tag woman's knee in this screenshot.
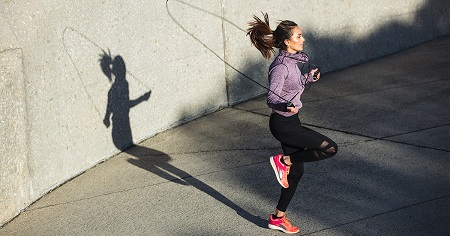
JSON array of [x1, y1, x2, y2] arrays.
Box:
[[328, 141, 338, 157], [320, 140, 338, 157], [331, 141, 338, 156]]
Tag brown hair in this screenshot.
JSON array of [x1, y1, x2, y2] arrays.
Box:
[[247, 13, 298, 59]]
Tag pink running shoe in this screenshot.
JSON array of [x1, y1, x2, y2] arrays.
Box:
[[268, 214, 300, 234], [270, 154, 290, 188]]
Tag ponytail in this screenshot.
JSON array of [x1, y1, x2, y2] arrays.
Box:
[[247, 13, 298, 59], [247, 12, 275, 59]]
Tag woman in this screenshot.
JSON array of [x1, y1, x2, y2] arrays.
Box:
[[247, 13, 338, 234]]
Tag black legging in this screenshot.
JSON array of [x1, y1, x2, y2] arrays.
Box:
[[269, 112, 338, 212]]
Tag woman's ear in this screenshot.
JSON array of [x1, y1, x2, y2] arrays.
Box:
[[284, 39, 290, 48]]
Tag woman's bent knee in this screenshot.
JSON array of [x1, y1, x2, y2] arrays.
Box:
[[330, 142, 338, 157]]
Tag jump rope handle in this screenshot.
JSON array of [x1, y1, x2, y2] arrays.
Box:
[[313, 68, 320, 80], [287, 101, 295, 108], [313, 67, 320, 81]]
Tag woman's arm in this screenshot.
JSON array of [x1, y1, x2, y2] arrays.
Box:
[[267, 65, 289, 111]]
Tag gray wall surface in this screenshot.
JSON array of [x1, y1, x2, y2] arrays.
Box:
[[0, 0, 448, 226]]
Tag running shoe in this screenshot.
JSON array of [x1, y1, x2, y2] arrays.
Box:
[[270, 154, 290, 188], [268, 214, 300, 234]]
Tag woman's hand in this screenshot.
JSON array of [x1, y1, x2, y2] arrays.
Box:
[[310, 68, 321, 82], [287, 104, 299, 114]]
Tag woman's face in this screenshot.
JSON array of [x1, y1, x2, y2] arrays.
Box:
[[285, 26, 305, 53]]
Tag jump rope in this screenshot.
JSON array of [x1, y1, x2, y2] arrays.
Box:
[[166, 0, 319, 108], [64, 1, 318, 119]]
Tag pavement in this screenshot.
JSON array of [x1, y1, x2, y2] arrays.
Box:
[[1, 37, 449, 236]]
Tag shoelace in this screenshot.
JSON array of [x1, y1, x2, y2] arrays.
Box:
[[282, 216, 293, 227]]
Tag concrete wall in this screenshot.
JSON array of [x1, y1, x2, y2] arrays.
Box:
[[0, 0, 448, 226]]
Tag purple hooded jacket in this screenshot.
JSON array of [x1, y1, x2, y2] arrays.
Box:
[[267, 50, 313, 117]]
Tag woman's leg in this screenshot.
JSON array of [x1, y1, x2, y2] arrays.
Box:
[[275, 162, 304, 213], [282, 126, 338, 163], [269, 113, 338, 214]]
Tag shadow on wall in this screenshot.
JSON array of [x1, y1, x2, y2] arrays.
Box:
[[99, 52, 266, 228], [100, 52, 151, 150]]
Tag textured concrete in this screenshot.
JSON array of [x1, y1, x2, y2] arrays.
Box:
[[0, 48, 30, 223], [0, 0, 449, 226], [0, 36, 448, 235]]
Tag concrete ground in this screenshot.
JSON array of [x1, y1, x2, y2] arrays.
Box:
[[1, 37, 449, 236]]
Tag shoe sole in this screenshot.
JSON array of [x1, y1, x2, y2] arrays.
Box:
[[269, 156, 289, 188], [268, 224, 299, 234]]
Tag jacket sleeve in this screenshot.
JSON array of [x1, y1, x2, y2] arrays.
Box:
[[302, 72, 313, 83], [267, 64, 289, 111]]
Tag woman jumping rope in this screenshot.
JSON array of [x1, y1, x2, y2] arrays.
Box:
[[247, 13, 338, 234]]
